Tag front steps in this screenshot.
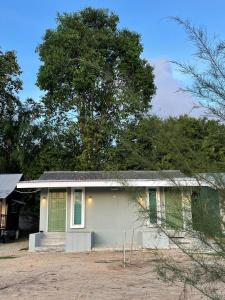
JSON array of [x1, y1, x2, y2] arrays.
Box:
[[35, 232, 65, 252], [29, 231, 93, 252]]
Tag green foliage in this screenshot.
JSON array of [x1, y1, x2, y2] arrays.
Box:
[[36, 7, 156, 170], [0, 49, 23, 172], [1, 9, 224, 182], [156, 116, 225, 174], [108, 115, 225, 173], [106, 116, 161, 170]]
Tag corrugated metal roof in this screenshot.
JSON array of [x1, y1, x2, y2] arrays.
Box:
[[39, 170, 185, 181], [0, 174, 22, 199]]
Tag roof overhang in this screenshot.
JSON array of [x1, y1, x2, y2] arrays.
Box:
[[17, 178, 210, 189], [0, 173, 23, 199]]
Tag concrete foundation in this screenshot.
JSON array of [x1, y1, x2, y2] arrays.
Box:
[[29, 232, 44, 251], [65, 231, 93, 252], [142, 228, 170, 249]]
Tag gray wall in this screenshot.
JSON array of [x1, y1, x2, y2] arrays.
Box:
[[39, 187, 145, 249], [67, 187, 144, 249]]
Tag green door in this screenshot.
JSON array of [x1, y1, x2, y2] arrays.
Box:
[[165, 188, 183, 229], [48, 190, 66, 232]]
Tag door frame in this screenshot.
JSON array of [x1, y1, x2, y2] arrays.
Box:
[[46, 188, 68, 232]]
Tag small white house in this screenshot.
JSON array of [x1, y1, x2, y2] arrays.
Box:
[[17, 170, 222, 252]]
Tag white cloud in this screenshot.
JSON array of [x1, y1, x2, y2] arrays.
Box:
[[151, 59, 205, 118]]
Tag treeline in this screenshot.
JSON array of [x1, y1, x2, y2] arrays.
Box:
[[0, 8, 225, 179], [1, 78, 224, 178]]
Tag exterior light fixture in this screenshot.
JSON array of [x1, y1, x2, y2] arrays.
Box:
[[42, 196, 47, 206], [138, 196, 145, 207], [88, 196, 93, 204]]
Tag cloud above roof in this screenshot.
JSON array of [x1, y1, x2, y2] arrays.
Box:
[[151, 59, 206, 118]]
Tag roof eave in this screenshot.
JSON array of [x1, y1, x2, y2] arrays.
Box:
[[17, 178, 209, 189]]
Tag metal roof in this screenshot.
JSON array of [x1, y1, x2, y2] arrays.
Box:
[[39, 170, 185, 181], [0, 174, 22, 199], [18, 171, 223, 189]]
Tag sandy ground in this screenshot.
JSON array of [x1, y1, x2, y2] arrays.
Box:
[[0, 240, 205, 300]]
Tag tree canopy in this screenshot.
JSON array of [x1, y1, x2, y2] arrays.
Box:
[[0, 49, 23, 172], [107, 115, 225, 173], [37, 8, 156, 170], [1, 8, 224, 181]]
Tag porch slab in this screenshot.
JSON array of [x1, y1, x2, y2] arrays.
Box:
[[142, 229, 170, 249], [65, 231, 93, 252]]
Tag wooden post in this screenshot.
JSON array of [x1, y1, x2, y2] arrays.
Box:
[[129, 228, 135, 264], [123, 230, 126, 268]]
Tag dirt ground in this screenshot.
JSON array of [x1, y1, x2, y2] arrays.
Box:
[[0, 240, 205, 300]]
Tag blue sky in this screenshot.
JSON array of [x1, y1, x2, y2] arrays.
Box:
[[1, 0, 225, 116]]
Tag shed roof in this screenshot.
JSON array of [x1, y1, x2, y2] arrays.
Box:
[[39, 170, 185, 181], [17, 170, 211, 189], [0, 174, 22, 199]]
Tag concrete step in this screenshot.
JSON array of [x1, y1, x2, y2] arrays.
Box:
[[38, 232, 66, 249], [40, 237, 65, 244], [42, 233, 65, 238], [35, 246, 65, 252], [170, 237, 204, 249], [40, 242, 65, 246]]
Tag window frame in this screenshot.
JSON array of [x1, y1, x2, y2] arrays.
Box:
[[70, 187, 85, 229]]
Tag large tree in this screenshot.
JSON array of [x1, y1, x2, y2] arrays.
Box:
[[0, 49, 23, 172], [36, 7, 156, 170], [0, 48, 42, 177]]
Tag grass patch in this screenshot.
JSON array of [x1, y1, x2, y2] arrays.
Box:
[[0, 256, 17, 259]]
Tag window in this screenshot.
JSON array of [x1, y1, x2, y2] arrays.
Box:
[[149, 189, 157, 224], [71, 189, 85, 228]]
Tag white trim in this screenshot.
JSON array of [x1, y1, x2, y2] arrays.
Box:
[[156, 187, 161, 226], [46, 188, 49, 232], [145, 187, 149, 209], [145, 187, 150, 227], [65, 189, 68, 232], [17, 178, 210, 189], [70, 188, 85, 229], [181, 190, 185, 230], [160, 187, 166, 227]]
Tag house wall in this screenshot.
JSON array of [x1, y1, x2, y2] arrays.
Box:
[[67, 187, 144, 249], [35, 185, 223, 251], [39, 187, 145, 249]]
